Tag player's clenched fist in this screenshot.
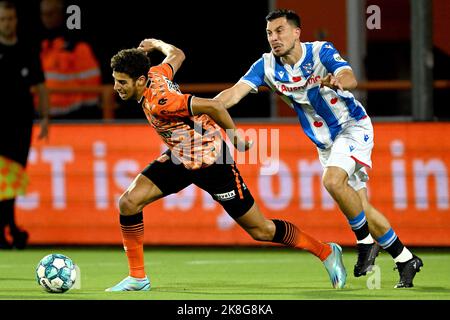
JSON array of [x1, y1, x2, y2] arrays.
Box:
[[138, 38, 162, 52]]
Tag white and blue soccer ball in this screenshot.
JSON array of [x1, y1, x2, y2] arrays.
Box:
[[35, 253, 77, 293]]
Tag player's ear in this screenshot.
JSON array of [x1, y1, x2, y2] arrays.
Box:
[[136, 75, 147, 87], [295, 27, 301, 40]]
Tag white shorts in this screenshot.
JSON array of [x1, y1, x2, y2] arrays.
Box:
[[317, 117, 374, 191]]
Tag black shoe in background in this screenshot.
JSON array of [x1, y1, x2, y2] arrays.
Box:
[[11, 230, 29, 249], [354, 242, 380, 277]]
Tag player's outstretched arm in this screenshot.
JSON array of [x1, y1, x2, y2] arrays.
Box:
[[319, 69, 358, 91], [138, 38, 185, 75], [191, 97, 253, 151], [214, 82, 253, 109]]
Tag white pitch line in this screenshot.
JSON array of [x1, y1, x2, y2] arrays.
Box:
[[0, 261, 162, 268], [186, 258, 299, 265]]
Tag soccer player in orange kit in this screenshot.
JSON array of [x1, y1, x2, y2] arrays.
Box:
[[105, 38, 346, 291]]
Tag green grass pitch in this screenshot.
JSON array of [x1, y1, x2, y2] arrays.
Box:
[[1, 247, 449, 300]]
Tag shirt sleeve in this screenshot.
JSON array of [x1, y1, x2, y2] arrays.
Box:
[[239, 57, 265, 93], [149, 63, 174, 80], [319, 42, 352, 76]]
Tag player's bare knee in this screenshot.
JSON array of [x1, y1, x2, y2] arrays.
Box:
[[119, 193, 142, 215], [322, 175, 342, 194]]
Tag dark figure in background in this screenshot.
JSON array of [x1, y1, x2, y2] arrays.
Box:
[[0, 1, 49, 249]]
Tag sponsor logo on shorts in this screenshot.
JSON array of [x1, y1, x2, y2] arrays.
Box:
[[214, 190, 236, 201]]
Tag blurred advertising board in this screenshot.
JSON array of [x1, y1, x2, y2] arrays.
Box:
[[16, 122, 450, 246]]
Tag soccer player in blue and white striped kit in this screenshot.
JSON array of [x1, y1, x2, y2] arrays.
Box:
[[215, 9, 423, 288]]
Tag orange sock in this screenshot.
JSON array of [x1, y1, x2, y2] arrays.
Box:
[[120, 213, 146, 278], [271, 219, 332, 261]]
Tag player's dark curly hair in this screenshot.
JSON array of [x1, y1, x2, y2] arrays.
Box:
[[110, 48, 151, 80], [266, 9, 301, 28]]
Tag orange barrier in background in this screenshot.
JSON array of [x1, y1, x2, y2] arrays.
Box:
[[16, 122, 450, 246]]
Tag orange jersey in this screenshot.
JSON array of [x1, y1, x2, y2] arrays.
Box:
[[140, 63, 223, 170]]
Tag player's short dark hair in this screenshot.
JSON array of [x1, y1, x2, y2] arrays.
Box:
[[110, 48, 151, 80], [266, 9, 301, 28]]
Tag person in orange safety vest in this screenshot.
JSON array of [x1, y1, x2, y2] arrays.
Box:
[[39, 0, 102, 119]]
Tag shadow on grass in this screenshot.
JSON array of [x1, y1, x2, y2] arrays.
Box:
[[152, 282, 360, 299], [0, 277, 32, 281], [412, 286, 450, 294]]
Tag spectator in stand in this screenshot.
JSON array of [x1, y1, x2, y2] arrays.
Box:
[[39, 0, 102, 119]]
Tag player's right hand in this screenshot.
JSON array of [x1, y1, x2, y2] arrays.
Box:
[[319, 73, 344, 91], [138, 38, 160, 52]]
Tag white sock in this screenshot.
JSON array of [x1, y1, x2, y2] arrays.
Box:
[[130, 276, 147, 280], [356, 234, 375, 244], [394, 247, 413, 263]]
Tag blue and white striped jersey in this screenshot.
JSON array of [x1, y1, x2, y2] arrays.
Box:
[[240, 41, 368, 149]]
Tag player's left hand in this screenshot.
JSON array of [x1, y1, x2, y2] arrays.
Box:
[[319, 73, 344, 91]]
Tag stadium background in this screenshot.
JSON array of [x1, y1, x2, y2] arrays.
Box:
[[8, 0, 450, 246]]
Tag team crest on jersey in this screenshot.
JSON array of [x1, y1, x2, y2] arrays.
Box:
[[302, 62, 314, 75]]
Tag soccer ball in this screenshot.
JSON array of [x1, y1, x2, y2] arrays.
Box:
[[35, 253, 77, 293]]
